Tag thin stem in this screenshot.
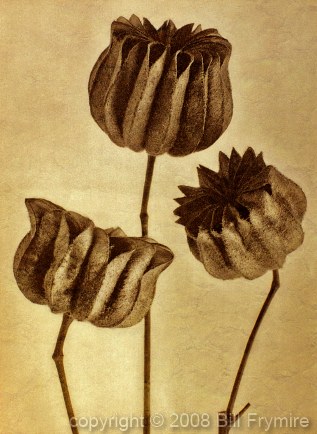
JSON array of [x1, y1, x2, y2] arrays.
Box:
[[140, 155, 156, 237], [144, 310, 151, 434], [140, 155, 156, 434], [234, 402, 251, 421], [52, 313, 78, 434], [227, 269, 280, 413], [219, 269, 280, 433]]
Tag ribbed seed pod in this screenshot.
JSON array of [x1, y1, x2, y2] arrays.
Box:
[[13, 199, 173, 327], [174, 147, 307, 280], [89, 15, 232, 156]]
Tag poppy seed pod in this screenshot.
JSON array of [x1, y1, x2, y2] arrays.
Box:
[[13, 199, 173, 327], [174, 147, 307, 280], [89, 15, 232, 156]]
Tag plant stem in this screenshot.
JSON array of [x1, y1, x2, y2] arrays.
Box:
[[140, 155, 156, 238], [144, 311, 151, 434], [52, 313, 78, 434], [219, 269, 280, 433], [140, 155, 156, 434]]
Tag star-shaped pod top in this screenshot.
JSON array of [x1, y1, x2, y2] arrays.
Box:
[[89, 15, 232, 156], [174, 148, 307, 280]]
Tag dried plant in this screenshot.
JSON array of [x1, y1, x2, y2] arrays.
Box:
[[175, 147, 306, 433], [89, 15, 232, 156], [13, 198, 173, 433], [175, 147, 306, 279]]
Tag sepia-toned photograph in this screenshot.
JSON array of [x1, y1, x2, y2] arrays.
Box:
[[1, 1, 316, 433]]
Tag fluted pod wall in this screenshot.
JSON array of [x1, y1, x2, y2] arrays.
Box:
[[13, 199, 173, 327], [89, 15, 232, 156], [174, 147, 307, 280]]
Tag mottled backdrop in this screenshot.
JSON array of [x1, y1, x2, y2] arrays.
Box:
[[1, 1, 316, 433]]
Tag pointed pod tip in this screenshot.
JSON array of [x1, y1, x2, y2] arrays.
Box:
[[25, 197, 43, 207], [153, 243, 174, 267], [173, 206, 182, 217], [193, 24, 202, 34], [197, 164, 215, 178], [116, 16, 129, 24], [245, 146, 255, 153], [129, 14, 143, 28], [25, 198, 63, 219], [174, 197, 183, 205], [178, 185, 189, 194], [243, 146, 257, 159], [230, 147, 241, 158]]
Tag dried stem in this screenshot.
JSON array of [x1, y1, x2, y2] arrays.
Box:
[[140, 155, 156, 237], [140, 155, 156, 434], [219, 269, 280, 433], [52, 313, 78, 434], [144, 310, 152, 434]]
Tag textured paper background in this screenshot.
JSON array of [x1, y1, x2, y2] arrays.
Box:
[[1, 1, 316, 433]]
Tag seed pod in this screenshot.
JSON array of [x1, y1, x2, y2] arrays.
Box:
[[89, 15, 232, 156], [174, 147, 306, 280], [13, 199, 173, 327]]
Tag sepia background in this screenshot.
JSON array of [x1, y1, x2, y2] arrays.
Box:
[[1, 1, 316, 433]]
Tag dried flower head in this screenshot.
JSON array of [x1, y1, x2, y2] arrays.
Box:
[[174, 148, 307, 280], [13, 199, 173, 327], [89, 15, 232, 156]]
